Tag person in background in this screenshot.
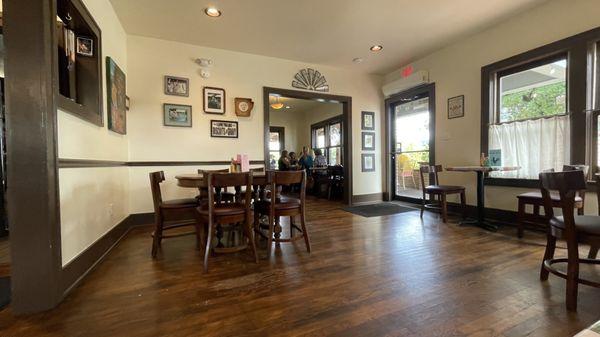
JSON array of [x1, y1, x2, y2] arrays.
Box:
[[299, 146, 314, 170], [314, 148, 327, 167], [289, 151, 300, 170], [278, 150, 291, 171]]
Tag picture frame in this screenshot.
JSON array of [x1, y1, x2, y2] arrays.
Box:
[[163, 103, 192, 127], [361, 132, 375, 151], [361, 153, 375, 172], [204, 87, 226, 114], [448, 95, 464, 119], [106, 57, 126, 135], [361, 111, 375, 130], [76, 36, 93, 56], [164, 75, 189, 97], [210, 120, 238, 138], [235, 97, 254, 117]]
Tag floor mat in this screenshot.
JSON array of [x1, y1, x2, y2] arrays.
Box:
[[343, 203, 418, 217]]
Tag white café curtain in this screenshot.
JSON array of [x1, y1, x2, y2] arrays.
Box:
[[488, 115, 570, 179]]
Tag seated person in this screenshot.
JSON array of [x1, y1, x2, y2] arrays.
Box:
[[278, 150, 291, 171], [299, 146, 314, 170], [289, 151, 299, 169], [314, 148, 328, 167]]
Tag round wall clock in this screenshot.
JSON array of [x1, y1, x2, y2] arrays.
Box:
[[234, 97, 254, 117]]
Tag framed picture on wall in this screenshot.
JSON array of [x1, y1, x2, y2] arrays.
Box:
[[361, 153, 375, 172], [163, 104, 192, 127], [76, 36, 93, 56], [362, 132, 375, 151], [204, 87, 226, 114], [106, 57, 127, 135], [211, 120, 238, 138], [361, 111, 375, 130], [164, 76, 189, 97], [448, 95, 464, 119]]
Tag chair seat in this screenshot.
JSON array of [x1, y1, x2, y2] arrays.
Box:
[[198, 204, 247, 216], [255, 196, 301, 210], [424, 185, 465, 193], [161, 198, 198, 208], [550, 215, 600, 236], [518, 191, 583, 203]]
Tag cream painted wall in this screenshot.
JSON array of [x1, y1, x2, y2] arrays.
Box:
[[126, 35, 384, 214], [58, 0, 129, 266], [270, 109, 301, 154], [384, 0, 600, 212]]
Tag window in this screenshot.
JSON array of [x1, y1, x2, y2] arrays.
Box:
[[269, 127, 284, 170], [311, 115, 343, 166]]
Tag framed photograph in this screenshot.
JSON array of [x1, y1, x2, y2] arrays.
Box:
[[362, 132, 375, 151], [448, 95, 464, 119], [235, 97, 254, 117], [76, 36, 93, 56], [164, 76, 189, 97], [163, 104, 192, 127], [106, 57, 126, 135], [361, 111, 375, 130], [211, 120, 238, 138], [361, 153, 375, 172], [204, 87, 226, 114]]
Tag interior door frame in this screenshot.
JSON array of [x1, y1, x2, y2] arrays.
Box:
[[385, 83, 436, 203], [263, 87, 352, 205]]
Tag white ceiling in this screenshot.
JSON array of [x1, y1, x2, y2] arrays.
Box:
[[109, 0, 550, 74]]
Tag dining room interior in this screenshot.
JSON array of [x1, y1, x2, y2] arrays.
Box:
[[1, 0, 600, 336]]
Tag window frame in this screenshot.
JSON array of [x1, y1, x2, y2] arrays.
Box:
[[268, 126, 285, 169], [311, 115, 344, 165], [481, 27, 600, 188]]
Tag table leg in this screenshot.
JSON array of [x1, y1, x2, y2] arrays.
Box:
[[460, 171, 498, 231]]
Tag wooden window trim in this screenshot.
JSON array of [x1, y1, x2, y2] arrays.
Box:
[[310, 115, 343, 164]]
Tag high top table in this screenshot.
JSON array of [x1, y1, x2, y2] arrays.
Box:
[[445, 166, 519, 231]]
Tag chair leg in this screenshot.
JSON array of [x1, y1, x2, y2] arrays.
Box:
[[300, 209, 311, 253], [460, 191, 467, 220], [540, 234, 556, 281], [151, 216, 163, 258], [203, 221, 214, 273], [244, 217, 259, 264], [194, 212, 204, 250], [290, 216, 295, 238], [589, 245, 599, 259], [266, 214, 274, 257], [411, 175, 416, 189], [440, 194, 448, 223], [253, 209, 260, 248], [517, 200, 525, 239], [420, 194, 425, 218], [566, 240, 580, 312], [402, 175, 406, 190]]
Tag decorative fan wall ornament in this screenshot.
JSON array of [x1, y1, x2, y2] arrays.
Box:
[[292, 68, 329, 92]]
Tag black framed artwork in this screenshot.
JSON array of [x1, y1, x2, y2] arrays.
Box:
[[210, 120, 238, 138], [361, 153, 375, 172], [448, 95, 464, 119], [204, 87, 226, 114], [361, 132, 375, 151], [361, 111, 375, 130]]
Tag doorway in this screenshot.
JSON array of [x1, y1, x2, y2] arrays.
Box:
[[263, 87, 352, 205], [386, 84, 435, 202]]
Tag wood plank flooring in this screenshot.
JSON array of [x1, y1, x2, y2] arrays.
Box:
[[0, 197, 599, 336]]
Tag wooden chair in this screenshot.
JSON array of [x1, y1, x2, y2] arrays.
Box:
[[398, 154, 417, 189], [198, 168, 235, 204], [419, 165, 466, 223], [539, 170, 600, 311], [254, 170, 310, 257], [327, 165, 344, 200], [197, 172, 258, 273], [149, 171, 201, 258], [517, 165, 588, 238]]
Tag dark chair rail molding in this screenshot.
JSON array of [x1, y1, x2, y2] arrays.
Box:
[[58, 158, 264, 168]]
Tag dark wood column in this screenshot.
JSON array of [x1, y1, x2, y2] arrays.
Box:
[[4, 0, 62, 312]]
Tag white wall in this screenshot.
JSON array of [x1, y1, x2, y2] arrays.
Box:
[[269, 109, 301, 154], [384, 0, 600, 212], [126, 35, 384, 214], [58, 0, 129, 266]]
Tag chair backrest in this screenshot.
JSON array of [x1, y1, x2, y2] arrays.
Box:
[[563, 164, 589, 175], [327, 165, 344, 178], [267, 170, 306, 208], [539, 170, 586, 230], [419, 165, 442, 191], [149, 171, 165, 213], [206, 172, 253, 208]]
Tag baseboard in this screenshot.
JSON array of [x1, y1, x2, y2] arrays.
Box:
[[352, 193, 384, 205], [128, 212, 155, 227]]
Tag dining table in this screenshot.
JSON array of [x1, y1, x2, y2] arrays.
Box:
[[445, 166, 520, 231]]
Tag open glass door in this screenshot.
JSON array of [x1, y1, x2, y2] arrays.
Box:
[[388, 85, 435, 201]]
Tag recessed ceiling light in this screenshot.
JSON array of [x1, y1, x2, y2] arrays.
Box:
[[205, 7, 222, 17], [285, 106, 290, 109], [370, 45, 383, 52], [353, 57, 364, 63]]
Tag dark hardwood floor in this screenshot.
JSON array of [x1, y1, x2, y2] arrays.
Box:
[[0, 197, 599, 336]]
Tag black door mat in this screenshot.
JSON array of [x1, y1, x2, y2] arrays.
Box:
[[343, 203, 418, 217]]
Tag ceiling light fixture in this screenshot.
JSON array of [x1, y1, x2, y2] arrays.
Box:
[[353, 57, 364, 63], [370, 45, 383, 52], [205, 7, 222, 17], [270, 97, 284, 110]]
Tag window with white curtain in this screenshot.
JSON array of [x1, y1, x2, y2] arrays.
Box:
[[488, 55, 570, 179]]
